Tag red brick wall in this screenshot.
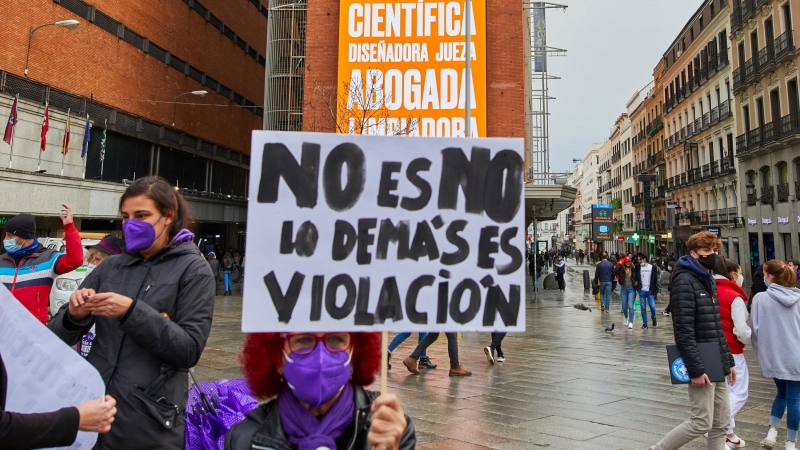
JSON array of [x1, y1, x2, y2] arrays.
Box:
[[302, 1, 526, 139], [0, 0, 265, 153]]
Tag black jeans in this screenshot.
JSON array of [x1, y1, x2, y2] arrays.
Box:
[[489, 332, 506, 357], [556, 273, 565, 290], [411, 332, 459, 368]]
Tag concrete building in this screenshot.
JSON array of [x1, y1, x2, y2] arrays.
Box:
[[663, 0, 740, 261], [0, 0, 263, 249], [578, 142, 602, 254], [731, 0, 800, 280]]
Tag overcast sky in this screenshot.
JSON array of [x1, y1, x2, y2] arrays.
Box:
[[543, 0, 704, 174]]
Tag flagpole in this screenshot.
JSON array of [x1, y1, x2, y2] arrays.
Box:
[[7, 125, 15, 169], [61, 108, 69, 177]]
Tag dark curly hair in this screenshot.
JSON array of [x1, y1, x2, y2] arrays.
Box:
[[241, 332, 381, 399]]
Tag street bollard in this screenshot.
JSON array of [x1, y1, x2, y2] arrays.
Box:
[[583, 270, 590, 290]]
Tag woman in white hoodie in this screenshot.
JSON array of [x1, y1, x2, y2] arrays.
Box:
[[554, 256, 566, 292], [752, 260, 800, 450]]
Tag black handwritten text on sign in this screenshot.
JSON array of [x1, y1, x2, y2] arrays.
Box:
[[243, 131, 525, 332]]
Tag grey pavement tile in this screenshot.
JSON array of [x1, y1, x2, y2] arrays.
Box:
[[194, 270, 782, 448]]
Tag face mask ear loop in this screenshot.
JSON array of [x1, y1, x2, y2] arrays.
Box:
[[282, 350, 294, 364], [153, 216, 168, 242], [343, 348, 353, 367]]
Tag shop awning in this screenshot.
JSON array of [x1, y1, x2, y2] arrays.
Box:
[[525, 183, 578, 223]]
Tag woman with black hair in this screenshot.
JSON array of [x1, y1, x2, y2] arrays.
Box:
[[48, 176, 216, 449]]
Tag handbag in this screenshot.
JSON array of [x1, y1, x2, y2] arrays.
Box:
[[130, 366, 181, 429]]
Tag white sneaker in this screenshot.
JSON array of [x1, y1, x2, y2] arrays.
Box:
[[762, 428, 778, 449], [628, 322, 633, 329], [726, 434, 745, 448], [483, 346, 494, 365], [785, 441, 796, 450], [623, 319, 629, 327]]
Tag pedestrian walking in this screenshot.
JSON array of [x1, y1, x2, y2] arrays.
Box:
[[387, 333, 436, 370], [595, 252, 614, 312], [614, 256, 637, 329], [1, 352, 118, 450], [484, 333, 506, 364], [713, 257, 750, 449], [222, 252, 236, 295], [1, 207, 84, 324], [48, 176, 216, 450], [663, 260, 677, 316], [226, 332, 415, 449], [649, 231, 736, 450], [207, 252, 221, 294], [554, 256, 566, 292], [750, 265, 768, 309], [403, 333, 471, 376], [751, 260, 800, 450], [635, 253, 661, 329]]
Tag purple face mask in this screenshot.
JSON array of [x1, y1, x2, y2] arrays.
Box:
[[283, 343, 351, 408], [122, 216, 166, 253]]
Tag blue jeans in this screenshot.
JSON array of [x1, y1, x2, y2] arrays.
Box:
[[770, 378, 800, 442], [620, 286, 636, 322], [389, 332, 427, 357], [223, 270, 232, 292], [640, 291, 656, 326], [600, 282, 612, 310]]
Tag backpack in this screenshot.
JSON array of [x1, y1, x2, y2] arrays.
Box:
[[223, 259, 233, 270]]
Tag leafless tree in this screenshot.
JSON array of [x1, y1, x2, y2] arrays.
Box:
[[306, 73, 418, 136]]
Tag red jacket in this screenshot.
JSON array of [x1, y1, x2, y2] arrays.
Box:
[[0, 223, 83, 323], [717, 277, 748, 354]]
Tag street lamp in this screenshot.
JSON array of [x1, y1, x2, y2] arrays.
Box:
[[25, 20, 81, 76], [745, 181, 774, 210], [172, 90, 208, 127]]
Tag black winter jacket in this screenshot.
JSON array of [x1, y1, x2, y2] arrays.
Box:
[[0, 353, 80, 450], [225, 385, 416, 450], [633, 263, 661, 294], [670, 256, 735, 379], [48, 241, 216, 450]]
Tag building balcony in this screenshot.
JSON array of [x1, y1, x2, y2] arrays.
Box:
[[775, 30, 795, 62], [687, 208, 740, 227], [647, 116, 664, 136], [666, 159, 735, 191], [761, 186, 775, 204], [758, 44, 776, 72], [737, 113, 800, 157], [731, 5, 743, 32], [747, 193, 757, 206], [742, 0, 755, 22], [744, 57, 760, 83], [733, 66, 744, 91], [646, 152, 665, 169], [777, 183, 790, 203], [796, 181, 800, 200]]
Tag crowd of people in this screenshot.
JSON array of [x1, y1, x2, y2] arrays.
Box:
[[2, 181, 799, 450]]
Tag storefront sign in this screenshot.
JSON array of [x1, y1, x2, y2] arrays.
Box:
[[748, 219, 757, 226], [707, 227, 721, 237], [666, 201, 678, 209], [778, 217, 789, 224], [617, 236, 624, 241], [244, 131, 525, 332], [591, 204, 613, 241], [762, 218, 772, 224], [337, 0, 487, 137]]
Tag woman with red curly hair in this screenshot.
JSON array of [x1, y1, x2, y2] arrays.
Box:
[[225, 332, 415, 450]]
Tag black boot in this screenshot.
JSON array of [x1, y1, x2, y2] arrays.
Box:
[[419, 356, 437, 369]]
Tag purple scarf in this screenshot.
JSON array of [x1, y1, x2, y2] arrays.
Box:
[[171, 229, 195, 243], [278, 383, 354, 450]]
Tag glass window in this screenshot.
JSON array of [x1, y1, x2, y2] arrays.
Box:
[[85, 129, 151, 182]]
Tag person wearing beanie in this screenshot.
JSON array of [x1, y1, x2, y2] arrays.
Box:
[[1, 205, 84, 324]]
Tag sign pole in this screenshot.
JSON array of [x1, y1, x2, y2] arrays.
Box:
[[465, 0, 471, 138], [7, 126, 15, 169], [380, 331, 388, 395]]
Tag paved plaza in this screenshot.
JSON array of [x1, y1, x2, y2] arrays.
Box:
[[194, 262, 784, 449]]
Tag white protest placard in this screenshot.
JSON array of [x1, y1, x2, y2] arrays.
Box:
[[0, 285, 105, 450], [243, 131, 525, 332]]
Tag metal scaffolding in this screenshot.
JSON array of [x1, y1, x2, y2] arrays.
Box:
[[523, 2, 567, 184], [263, 0, 307, 131]]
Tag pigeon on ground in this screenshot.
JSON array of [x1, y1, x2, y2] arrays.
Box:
[[573, 303, 592, 312], [605, 323, 615, 332]]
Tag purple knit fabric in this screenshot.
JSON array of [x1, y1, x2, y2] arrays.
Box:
[[277, 383, 355, 450]]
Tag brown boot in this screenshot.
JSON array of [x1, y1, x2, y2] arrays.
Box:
[[449, 366, 472, 377], [403, 357, 420, 375]]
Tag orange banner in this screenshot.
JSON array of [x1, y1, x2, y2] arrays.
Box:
[[336, 0, 486, 137]]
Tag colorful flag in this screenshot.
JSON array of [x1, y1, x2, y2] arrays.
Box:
[[40, 103, 49, 151], [3, 94, 18, 145], [100, 119, 107, 162], [81, 114, 90, 158], [61, 109, 71, 155]]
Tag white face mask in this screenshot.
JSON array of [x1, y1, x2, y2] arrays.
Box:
[[86, 263, 97, 275], [736, 273, 744, 287]]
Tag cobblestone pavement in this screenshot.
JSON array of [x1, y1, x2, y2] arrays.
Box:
[[195, 263, 785, 450]]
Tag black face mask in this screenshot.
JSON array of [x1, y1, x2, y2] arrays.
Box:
[[696, 253, 718, 270]]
